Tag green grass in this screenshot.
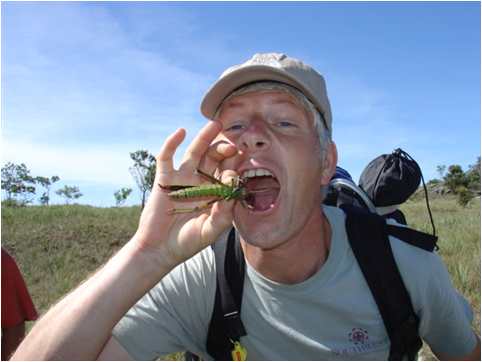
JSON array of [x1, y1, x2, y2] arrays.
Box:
[[401, 196, 480, 360], [402, 197, 480, 312], [2, 205, 141, 313], [2, 198, 480, 360]]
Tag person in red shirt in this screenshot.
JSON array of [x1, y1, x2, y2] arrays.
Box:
[[2, 247, 38, 360]]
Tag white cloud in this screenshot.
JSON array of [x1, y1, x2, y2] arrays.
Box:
[[2, 2, 222, 198], [2, 2, 215, 143], [2, 137, 135, 186]]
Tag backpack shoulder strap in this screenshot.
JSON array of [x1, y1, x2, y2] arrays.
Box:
[[385, 224, 438, 252], [340, 204, 423, 360], [206, 228, 247, 360]]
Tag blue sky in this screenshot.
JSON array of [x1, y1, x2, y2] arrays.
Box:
[[2, 1, 480, 207]]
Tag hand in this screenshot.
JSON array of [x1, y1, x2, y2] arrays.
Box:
[[132, 121, 239, 270]]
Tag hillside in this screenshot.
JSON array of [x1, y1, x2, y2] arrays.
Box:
[[1, 197, 480, 359], [2, 205, 141, 313]]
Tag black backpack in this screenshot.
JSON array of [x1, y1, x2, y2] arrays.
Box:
[[328, 149, 436, 234], [192, 149, 438, 361]]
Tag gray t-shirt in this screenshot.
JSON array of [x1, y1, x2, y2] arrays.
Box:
[[113, 206, 476, 360]]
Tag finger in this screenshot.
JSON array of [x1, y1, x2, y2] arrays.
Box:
[[199, 199, 235, 248], [157, 128, 186, 173], [199, 141, 238, 176], [196, 169, 239, 247], [207, 141, 238, 162], [219, 169, 238, 185], [179, 121, 222, 170], [218, 149, 244, 175]]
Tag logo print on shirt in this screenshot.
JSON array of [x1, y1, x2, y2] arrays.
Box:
[[348, 328, 369, 345]]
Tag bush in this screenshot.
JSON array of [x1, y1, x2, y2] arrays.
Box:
[[456, 186, 473, 207], [2, 198, 23, 208]]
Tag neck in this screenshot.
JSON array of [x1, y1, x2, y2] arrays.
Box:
[[241, 209, 331, 284]]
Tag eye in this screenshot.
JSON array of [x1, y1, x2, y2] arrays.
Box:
[[276, 120, 297, 128], [225, 122, 245, 132]]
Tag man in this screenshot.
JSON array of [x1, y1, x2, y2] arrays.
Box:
[[13, 53, 480, 360]]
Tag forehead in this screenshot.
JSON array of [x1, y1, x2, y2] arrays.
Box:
[[218, 90, 308, 113]]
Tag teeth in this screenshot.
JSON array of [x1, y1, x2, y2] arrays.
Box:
[[242, 168, 273, 179], [246, 170, 256, 178], [241, 200, 255, 210]]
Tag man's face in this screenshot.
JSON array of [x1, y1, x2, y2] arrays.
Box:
[[216, 90, 329, 249]]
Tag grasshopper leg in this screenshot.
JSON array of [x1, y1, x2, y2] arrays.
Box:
[[196, 169, 225, 185], [158, 183, 195, 192], [168, 198, 221, 214]]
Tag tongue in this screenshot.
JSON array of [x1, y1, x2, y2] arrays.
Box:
[[252, 189, 278, 211], [245, 176, 279, 190], [245, 176, 280, 211]]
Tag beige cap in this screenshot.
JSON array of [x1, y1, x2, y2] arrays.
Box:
[[200, 52, 332, 132]]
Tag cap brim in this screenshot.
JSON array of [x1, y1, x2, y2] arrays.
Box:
[[201, 65, 318, 119]]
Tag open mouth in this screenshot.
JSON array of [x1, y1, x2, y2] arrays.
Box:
[[241, 168, 281, 212]]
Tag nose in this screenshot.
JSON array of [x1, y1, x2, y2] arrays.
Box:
[[238, 120, 271, 152]]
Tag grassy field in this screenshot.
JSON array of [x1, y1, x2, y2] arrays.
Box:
[[401, 196, 481, 360], [1, 205, 141, 314], [1, 197, 480, 360]]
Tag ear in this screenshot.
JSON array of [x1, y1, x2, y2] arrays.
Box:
[[320, 142, 338, 186]]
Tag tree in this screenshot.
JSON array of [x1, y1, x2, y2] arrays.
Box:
[[36, 175, 60, 205], [431, 158, 480, 203], [55, 185, 82, 204], [466, 157, 480, 194], [1, 162, 36, 206], [436, 165, 446, 180], [129, 150, 156, 209], [114, 187, 132, 207], [443, 165, 468, 194]]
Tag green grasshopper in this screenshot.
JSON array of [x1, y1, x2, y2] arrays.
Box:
[[158, 169, 249, 214]]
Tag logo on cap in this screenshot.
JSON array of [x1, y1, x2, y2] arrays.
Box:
[[250, 53, 286, 67]]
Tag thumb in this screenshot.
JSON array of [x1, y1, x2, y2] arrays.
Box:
[[200, 200, 235, 247], [199, 170, 238, 246]]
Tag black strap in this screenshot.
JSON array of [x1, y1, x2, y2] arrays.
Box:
[[386, 224, 438, 252], [336, 186, 356, 208], [341, 204, 423, 360], [383, 209, 407, 225], [206, 228, 247, 360]]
